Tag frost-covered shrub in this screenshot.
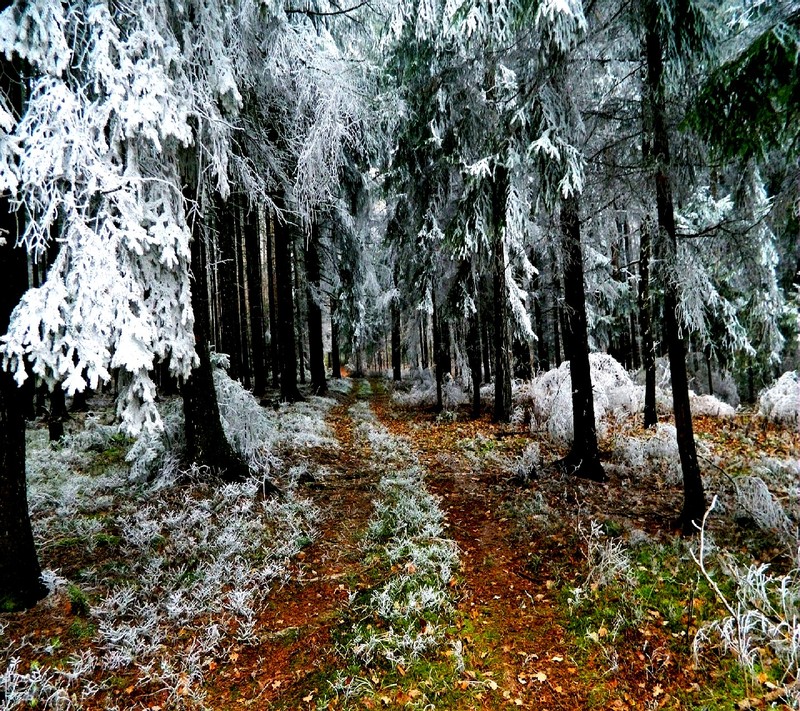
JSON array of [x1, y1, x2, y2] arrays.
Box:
[[694, 500, 800, 703], [734, 476, 798, 550], [758, 371, 799, 425], [392, 369, 466, 410], [689, 392, 736, 417], [618, 424, 682, 484], [126, 398, 185, 483], [526, 354, 642, 445]]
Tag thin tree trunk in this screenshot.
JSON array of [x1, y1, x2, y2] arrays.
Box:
[[244, 203, 267, 396], [330, 296, 341, 378], [638, 219, 658, 428], [182, 184, 255, 483], [432, 291, 443, 412], [645, 20, 705, 532], [293, 237, 306, 385], [266, 212, 279, 388], [466, 271, 483, 418], [492, 166, 512, 422], [391, 278, 402, 381], [559, 194, 606, 482], [0, 62, 47, 609], [234, 196, 251, 390], [216, 195, 243, 380], [305, 223, 327, 395], [273, 199, 303, 402], [420, 316, 429, 370]]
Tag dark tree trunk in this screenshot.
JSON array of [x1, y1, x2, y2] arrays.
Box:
[[645, 21, 705, 532], [533, 270, 549, 371], [432, 291, 443, 412], [559, 194, 606, 482], [704, 345, 714, 396], [466, 275, 483, 418], [330, 296, 341, 378], [265, 212, 279, 388], [305, 224, 327, 395], [234, 196, 251, 390], [479, 276, 492, 383], [0, 164, 48, 610], [638, 219, 658, 428], [420, 316, 429, 370], [292, 238, 306, 386], [492, 166, 512, 422], [391, 285, 402, 381], [181, 183, 253, 483], [48, 386, 67, 442], [216, 195, 243, 381], [244, 203, 267, 396], [0, 54, 47, 612], [273, 200, 303, 402]]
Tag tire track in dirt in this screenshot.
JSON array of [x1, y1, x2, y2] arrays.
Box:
[[205, 385, 381, 709], [370, 388, 591, 710]]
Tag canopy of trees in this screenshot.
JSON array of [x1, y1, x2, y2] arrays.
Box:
[[0, 0, 797, 612]]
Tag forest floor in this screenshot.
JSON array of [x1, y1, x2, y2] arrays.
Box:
[[2, 375, 799, 710]]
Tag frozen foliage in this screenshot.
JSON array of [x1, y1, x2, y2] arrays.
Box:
[[525, 354, 641, 445], [734, 476, 798, 551], [344, 402, 459, 668], [8, 373, 342, 707], [688, 392, 736, 418], [758, 371, 800, 425], [694, 499, 800, 704], [392, 368, 466, 411], [618, 424, 683, 485]]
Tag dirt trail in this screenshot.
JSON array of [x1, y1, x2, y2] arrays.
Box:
[[206, 386, 381, 709], [370, 385, 590, 710]]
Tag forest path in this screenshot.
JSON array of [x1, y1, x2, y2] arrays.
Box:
[[369, 383, 590, 710], [205, 382, 383, 708]]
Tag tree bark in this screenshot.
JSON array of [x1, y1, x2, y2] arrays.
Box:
[[559, 194, 606, 482], [273, 199, 303, 402], [391, 278, 402, 381], [0, 54, 48, 612], [432, 291, 443, 412], [492, 166, 512, 422], [215, 195, 243, 381], [330, 296, 341, 378], [234, 196, 251, 390], [466, 271, 483, 418], [645, 20, 706, 532], [293, 237, 306, 386], [265, 211, 279, 388], [244, 203, 268, 397], [305, 223, 327, 395], [638, 219, 658, 428], [182, 184, 252, 483]]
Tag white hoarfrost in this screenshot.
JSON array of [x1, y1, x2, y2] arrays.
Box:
[[758, 371, 800, 425]]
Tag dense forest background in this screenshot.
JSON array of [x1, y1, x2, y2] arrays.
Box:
[[0, 0, 798, 708]]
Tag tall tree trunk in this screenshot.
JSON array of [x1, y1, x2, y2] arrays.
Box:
[[559, 194, 606, 481], [479, 276, 492, 383], [645, 21, 706, 532], [305, 223, 327, 395], [466, 272, 483, 418], [273, 200, 303, 402], [533, 270, 549, 371], [432, 291, 443, 412], [293, 238, 306, 385], [48, 386, 67, 442], [330, 296, 341, 378], [420, 316, 429, 370], [0, 67, 48, 608], [244, 203, 267, 397], [182, 185, 252, 482], [492, 166, 512, 422], [391, 276, 402, 381], [638, 219, 658, 428], [266, 212, 279, 388], [234, 196, 251, 390], [216, 195, 243, 381]]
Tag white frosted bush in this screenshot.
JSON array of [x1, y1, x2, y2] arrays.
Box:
[[734, 475, 798, 550], [527, 353, 642, 445], [689, 392, 736, 417], [759, 371, 799, 425]]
